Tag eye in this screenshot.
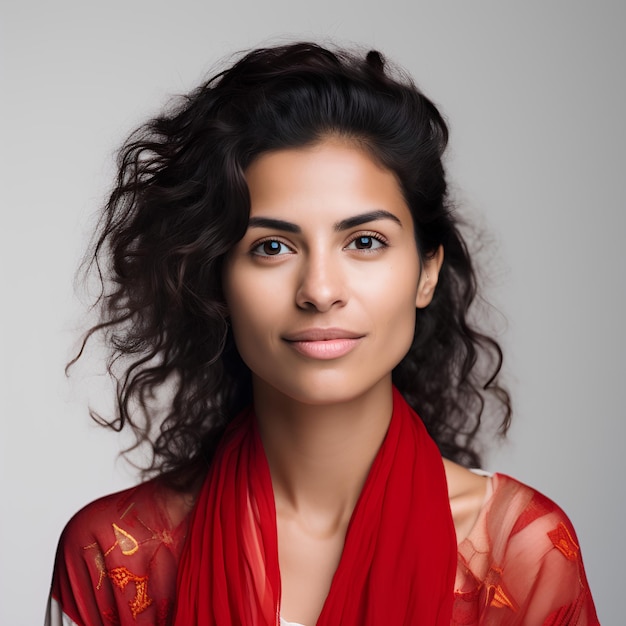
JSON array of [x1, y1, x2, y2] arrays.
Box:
[[345, 234, 387, 251], [251, 239, 293, 257]]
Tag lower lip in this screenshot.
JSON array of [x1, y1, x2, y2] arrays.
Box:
[[286, 338, 362, 359]]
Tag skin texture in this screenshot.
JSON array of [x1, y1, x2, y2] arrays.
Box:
[[222, 138, 485, 625]]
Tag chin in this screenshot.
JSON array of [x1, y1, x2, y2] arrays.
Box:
[[254, 370, 393, 408]]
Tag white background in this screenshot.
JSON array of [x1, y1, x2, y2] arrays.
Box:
[[2, 1, 624, 624]]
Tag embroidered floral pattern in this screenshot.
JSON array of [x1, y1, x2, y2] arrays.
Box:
[[112, 524, 140, 556], [548, 522, 580, 561], [109, 566, 153, 618]]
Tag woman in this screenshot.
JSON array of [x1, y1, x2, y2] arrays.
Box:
[[46, 43, 599, 625]]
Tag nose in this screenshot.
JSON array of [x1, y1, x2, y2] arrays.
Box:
[[295, 250, 347, 312]]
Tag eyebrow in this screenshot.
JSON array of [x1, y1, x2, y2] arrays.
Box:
[[334, 210, 402, 231], [247, 210, 403, 234], [247, 217, 301, 233]]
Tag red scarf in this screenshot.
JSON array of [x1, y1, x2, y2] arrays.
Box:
[[174, 387, 456, 624]]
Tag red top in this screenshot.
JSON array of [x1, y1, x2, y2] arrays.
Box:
[[48, 394, 599, 626], [48, 473, 600, 625]]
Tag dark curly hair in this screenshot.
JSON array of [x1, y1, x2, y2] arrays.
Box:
[[74, 42, 511, 485]]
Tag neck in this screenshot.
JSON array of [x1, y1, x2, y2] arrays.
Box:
[[253, 377, 393, 530]]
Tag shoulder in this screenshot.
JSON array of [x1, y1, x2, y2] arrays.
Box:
[[459, 472, 587, 577], [50, 478, 196, 625], [444, 464, 581, 555], [471, 473, 580, 557], [58, 477, 195, 548], [455, 473, 599, 624]]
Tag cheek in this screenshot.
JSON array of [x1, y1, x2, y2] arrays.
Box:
[[225, 290, 256, 345], [223, 275, 277, 365], [365, 263, 420, 356], [386, 288, 418, 352]]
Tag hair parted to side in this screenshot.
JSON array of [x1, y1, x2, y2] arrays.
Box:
[[75, 42, 511, 485]]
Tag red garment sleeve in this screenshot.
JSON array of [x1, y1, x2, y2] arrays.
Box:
[[48, 480, 191, 626], [454, 474, 599, 625], [50, 511, 108, 626]]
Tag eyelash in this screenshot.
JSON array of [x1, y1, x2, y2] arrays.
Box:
[[249, 231, 389, 258], [344, 231, 389, 252], [250, 237, 294, 257]]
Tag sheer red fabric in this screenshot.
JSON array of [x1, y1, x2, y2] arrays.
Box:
[[47, 397, 600, 625], [452, 474, 599, 625], [173, 386, 456, 624]]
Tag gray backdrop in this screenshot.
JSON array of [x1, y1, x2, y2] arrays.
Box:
[[2, 1, 624, 623]]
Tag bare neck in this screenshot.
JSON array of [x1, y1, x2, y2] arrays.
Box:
[[253, 378, 393, 528]]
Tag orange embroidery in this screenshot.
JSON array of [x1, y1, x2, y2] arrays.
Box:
[[489, 584, 516, 610], [83, 543, 107, 590], [120, 502, 136, 520], [112, 523, 140, 556], [109, 566, 153, 618], [483, 566, 518, 612], [94, 551, 107, 590], [158, 528, 174, 547], [548, 522, 579, 561]]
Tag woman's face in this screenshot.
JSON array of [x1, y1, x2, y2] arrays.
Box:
[[223, 138, 440, 406]]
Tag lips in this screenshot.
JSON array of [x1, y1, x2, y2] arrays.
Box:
[[283, 328, 364, 359], [283, 327, 364, 342]]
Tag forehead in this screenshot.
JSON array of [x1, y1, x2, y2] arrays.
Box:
[[244, 139, 411, 225]]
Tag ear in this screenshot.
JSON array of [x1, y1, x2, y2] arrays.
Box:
[[416, 245, 444, 309]]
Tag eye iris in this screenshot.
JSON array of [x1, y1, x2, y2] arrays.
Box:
[[355, 236, 372, 249], [263, 241, 282, 255]]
